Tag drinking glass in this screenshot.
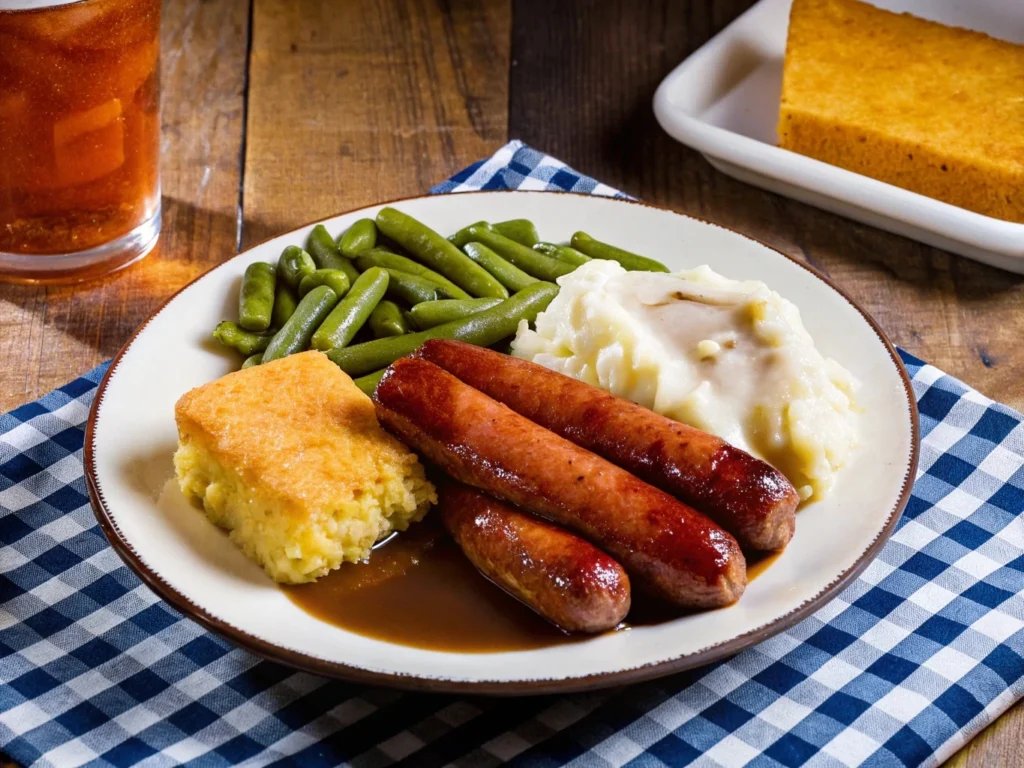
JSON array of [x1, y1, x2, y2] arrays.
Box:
[[0, 0, 161, 283]]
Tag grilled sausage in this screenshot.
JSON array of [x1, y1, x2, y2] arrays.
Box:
[[414, 339, 799, 551], [439, 481, 630, 633], [374, 357, 746, 609]]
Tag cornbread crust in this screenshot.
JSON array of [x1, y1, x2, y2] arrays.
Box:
[[778, 0, 1024, 223], [173, 351, 435, 583]]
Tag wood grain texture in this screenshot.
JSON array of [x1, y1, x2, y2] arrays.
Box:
[[509, 0, 1024, 411], [241, 0, 511, 248], [0, 0, 249, 412], [947, 709, 1024, 768]]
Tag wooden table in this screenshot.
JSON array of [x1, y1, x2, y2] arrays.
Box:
[[1, 1, 1020, 765]]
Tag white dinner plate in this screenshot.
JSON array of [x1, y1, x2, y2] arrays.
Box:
[[653, 0, 1024, 273], [85, 192, 918, 694]]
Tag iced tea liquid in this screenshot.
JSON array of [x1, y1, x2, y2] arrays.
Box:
[[0, 0, 160, 281]]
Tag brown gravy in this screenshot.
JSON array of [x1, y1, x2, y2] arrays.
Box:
[[284, 521, 780, 653], [748, 549, 781, 581]]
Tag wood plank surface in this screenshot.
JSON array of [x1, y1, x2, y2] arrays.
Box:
[[0, 0, 250, 412], [507, 2, 1024, 766], [241, 0, 511, 247]]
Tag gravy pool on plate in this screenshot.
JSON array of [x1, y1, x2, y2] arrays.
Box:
[[283, 518, 782, 653]]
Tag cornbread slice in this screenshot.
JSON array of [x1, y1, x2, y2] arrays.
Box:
[[778, 0, 1024, 222], [173, 351, 435, 583]]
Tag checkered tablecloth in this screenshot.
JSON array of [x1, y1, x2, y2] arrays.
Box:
[[3, 142, 1024, 768]]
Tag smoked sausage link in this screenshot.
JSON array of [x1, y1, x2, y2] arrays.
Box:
[[439, 481, 630, 633], [374, 357, 746, 609], [415, 339, 799, 551]]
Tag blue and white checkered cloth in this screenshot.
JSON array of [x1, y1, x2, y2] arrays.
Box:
[[3, 141, 1024, 768]]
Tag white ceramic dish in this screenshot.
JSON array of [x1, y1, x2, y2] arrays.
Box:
[[653, 0, 1024, 273], [85, 192, 918, 694]]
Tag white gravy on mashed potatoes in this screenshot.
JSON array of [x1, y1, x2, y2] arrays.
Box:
[[511, 260, 860, 501]]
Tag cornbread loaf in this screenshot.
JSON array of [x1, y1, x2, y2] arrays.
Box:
[[173, 351, 435, 583], [778, 0, 1024, 222]]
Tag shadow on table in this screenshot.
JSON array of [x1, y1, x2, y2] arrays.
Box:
[[0, 197, 240, 365]]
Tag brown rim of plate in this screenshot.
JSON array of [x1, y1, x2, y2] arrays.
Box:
[[83, 190, 921, 696]]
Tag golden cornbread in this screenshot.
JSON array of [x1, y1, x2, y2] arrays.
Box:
[[173, 351, 435, 584], [778, 0, 1024, 222]]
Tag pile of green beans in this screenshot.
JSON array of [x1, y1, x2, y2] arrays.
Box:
[[211, 208, 669, 394]]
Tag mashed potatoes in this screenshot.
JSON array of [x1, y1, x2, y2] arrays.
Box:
[[174, 351, 435, 583], [511, 260, 860, 500]]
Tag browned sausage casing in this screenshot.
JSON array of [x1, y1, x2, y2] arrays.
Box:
[[414, 339, 799, 552], [374, 357, 746, 609], [439, 481, 631, 633]]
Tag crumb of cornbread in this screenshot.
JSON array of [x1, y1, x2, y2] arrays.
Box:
[[778, 0, 1024, 223], [173, 351, 435, 584]]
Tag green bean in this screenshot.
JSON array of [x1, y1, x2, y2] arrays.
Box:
[[306, 225, 343, 269], [355, 248, 471, 299], [449, 221, 491, 247], [492, 219, 539, 247], [307, 225, 360, 283], [368, 300, 408, 338], [570, 231, 669, 272], [328, 282, 559, 376], [452, 225, 573, 282], [408, 298, 503, 329], [213, 321, 277, 356], [462, 242, 540, 292], [298, 269, 351, 298], [338, 218, 378, 259], [311, 267, 390, 351], [375, 207, 508, 299], [402, 309, 418, 330], [271, 282, 299, 328], [278, 246, 317, 290], [242, 353, 263, 369], [534, 242, 591, 267], [353, 368, 387, 397], [238, 262, 277, 331], [382, 268, 446, 305], [334, 256, 360, 284], [262, 285, 340, 363]]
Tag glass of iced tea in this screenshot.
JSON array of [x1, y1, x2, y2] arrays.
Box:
[[0, 0, 161, 283]]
